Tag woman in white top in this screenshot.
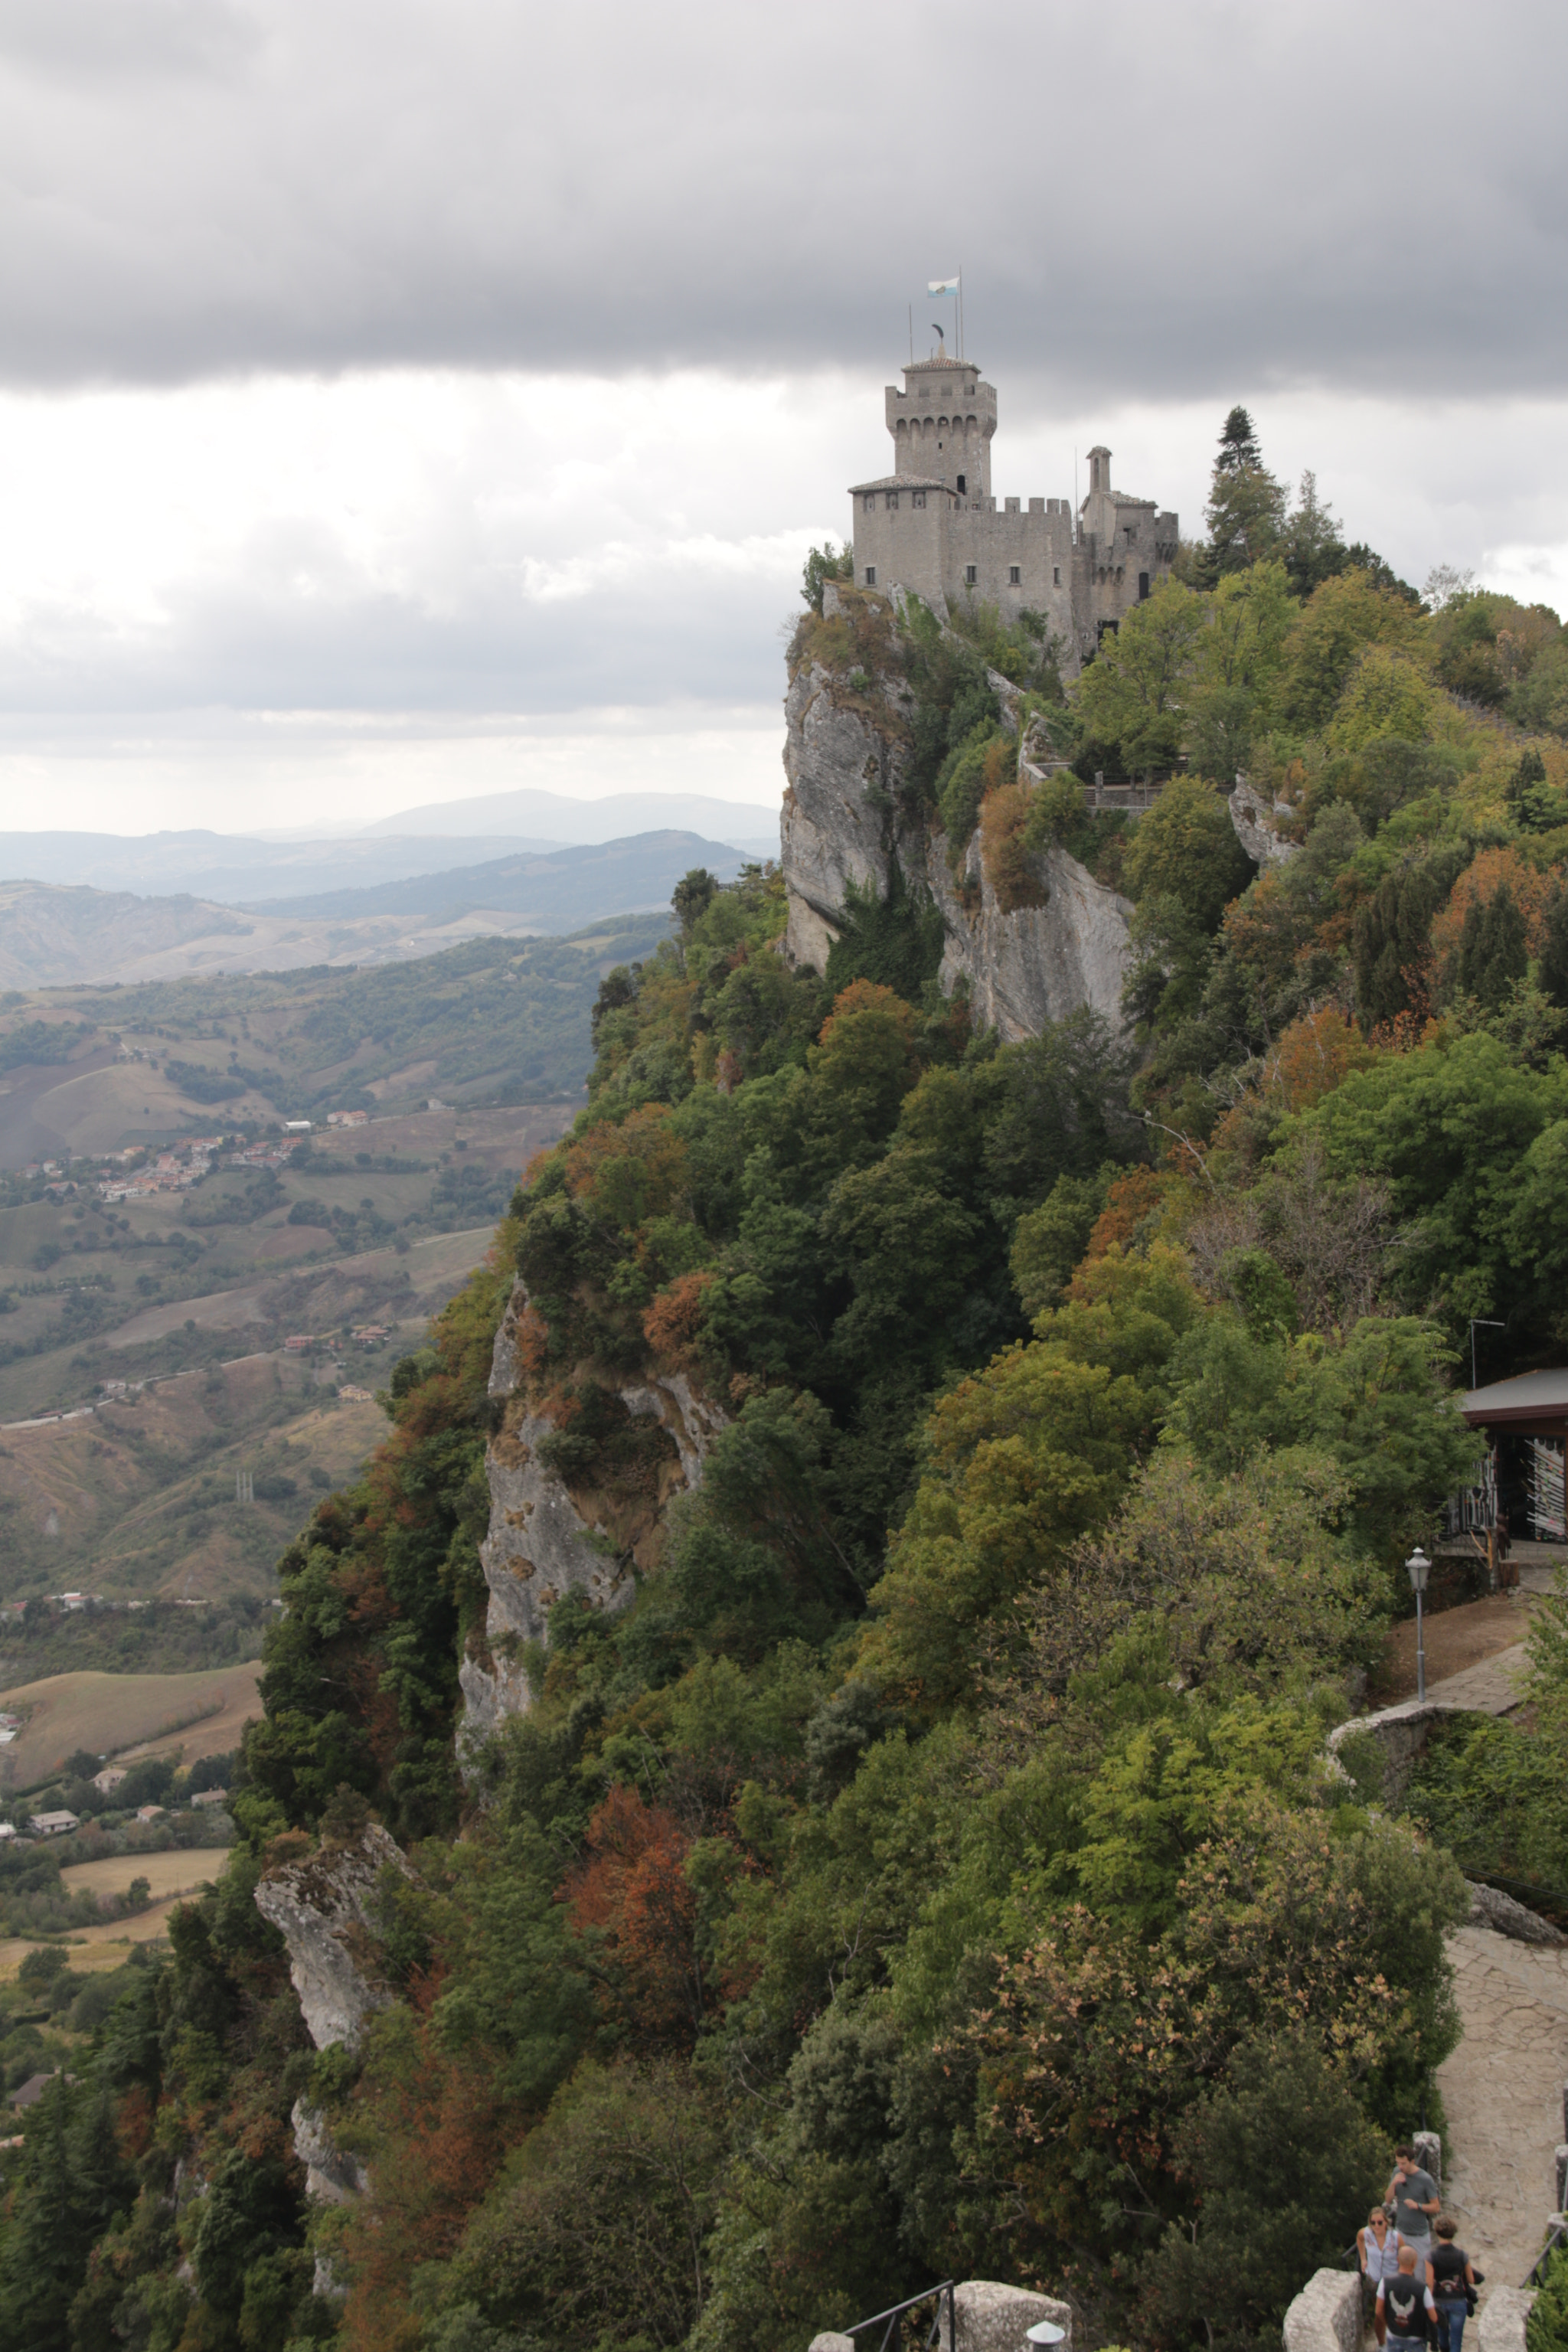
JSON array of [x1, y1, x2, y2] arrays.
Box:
[[1360, 2207, 1405, 2345]]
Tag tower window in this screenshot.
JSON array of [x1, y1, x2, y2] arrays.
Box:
[[863, 496, 875, 514], [1138, 572, 1151, 600], [913, 490, 926, 509], [1054, 565, 1061, 584], [865, 566, 877, 586], [956, 474, 966, 494], [965, 564, 977, 586], [1009, 566, 1021, 586], [886, 492, 899, 511]]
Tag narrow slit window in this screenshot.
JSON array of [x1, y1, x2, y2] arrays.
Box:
[[965, 564, 977, 586], [864, 566, 877, 586], [1138, 571, 1151, 600], [1008, 566, 1021, 586]]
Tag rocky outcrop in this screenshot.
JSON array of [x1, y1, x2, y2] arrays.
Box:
[[1227, 781, 1298, 866], [1468, 1880, 1568, 1948], [291, 2098, 370, 2203], [780, 592, 1133, 1034], [253, 1821, 416, 2053], [459, 1280, 727, 1757], [930, 830, 1135, 1040], [780, 645, 918, 969]]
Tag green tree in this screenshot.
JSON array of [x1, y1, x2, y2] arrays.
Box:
[[1539, 882, 1568, 1012], [1075, 578, 1207, 775], [1122, 774, 1254, 935], [1184, 560, 1295, 781], [801, 541, 854, 613], [1204, 407, 1287, 577], [1454, 881, 1529, 1012], [1281, 469, 1348, 599], [1275, 568, 1423, 733], [1138, 2034, 1389, 2352]]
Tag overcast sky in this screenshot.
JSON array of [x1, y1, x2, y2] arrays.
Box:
[[1, 0, 1565, 834]]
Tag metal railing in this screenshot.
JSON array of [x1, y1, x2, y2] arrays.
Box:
[[1525, 2219, 1568, 2290], [844, 2280, 956, 2352]]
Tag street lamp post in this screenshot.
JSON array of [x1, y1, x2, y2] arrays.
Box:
[[1406, 1546, 1431, 1703]]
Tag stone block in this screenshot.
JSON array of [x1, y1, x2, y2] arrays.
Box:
[[1477, 2285, 1536, 2352], [808, 2337, 854, 2352], [953, 2281, 1073, 2351], [1414, 2130, 1442, 2195], [1282, 2267, 1361, 2352]]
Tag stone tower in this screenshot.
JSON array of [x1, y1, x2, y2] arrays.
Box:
[[885, 346, 997, 501]]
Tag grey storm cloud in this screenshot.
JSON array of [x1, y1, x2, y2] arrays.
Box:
[[0, 0, 1563, 403]]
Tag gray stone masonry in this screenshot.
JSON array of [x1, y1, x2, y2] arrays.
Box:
[[1478, 2288, 1537, 2352], [807, 2281, 1073, 2352], [850, 358, 1175, 664], [954, 2282, 1073, 2350], [1281, 2268, 1361, 2352]]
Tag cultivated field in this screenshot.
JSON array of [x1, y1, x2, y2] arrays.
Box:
[[0, 1893, 196, 1981], [0, 1661, 263, 1784], [59, 1847, 231, 1902]]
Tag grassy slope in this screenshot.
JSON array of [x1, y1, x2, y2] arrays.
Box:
[[58, 1847, 232, 1900], [0, 1661, 262, 1783]]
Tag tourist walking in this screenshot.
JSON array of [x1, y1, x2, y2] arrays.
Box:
[[1389, 2147, 1442, 2259], [1378, 2246, 1437, 2348], [1360, 2206, 1403, 2346], [1428, 2216, 1478, 2352]]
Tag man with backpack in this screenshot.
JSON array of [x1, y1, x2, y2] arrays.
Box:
[[1377, 2245, 1436, 2348]]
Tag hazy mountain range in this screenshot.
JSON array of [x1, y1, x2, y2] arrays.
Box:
[[0, 786, 780, 905]]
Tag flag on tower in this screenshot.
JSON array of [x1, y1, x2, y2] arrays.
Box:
[[928, 276, 959, 296]]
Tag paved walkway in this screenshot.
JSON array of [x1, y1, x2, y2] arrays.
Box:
[[1436, 1926, 1568, 2301], [1426, 1645, 1532, 1715]]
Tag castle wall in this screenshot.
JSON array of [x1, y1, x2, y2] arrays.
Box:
[[848, 366, 1178, 663], [947, 498, 1076, 645], [854, 488, 948, 606]]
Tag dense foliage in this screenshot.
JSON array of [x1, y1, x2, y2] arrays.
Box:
[[14, 416, 1568, 2352]]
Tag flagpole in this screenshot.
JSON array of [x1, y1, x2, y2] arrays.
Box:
[[909, 303, 913, 366], [959, 267, 964, 359]]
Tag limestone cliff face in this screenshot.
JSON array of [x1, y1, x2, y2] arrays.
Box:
[[253, 1821, 415, 2054], [781, 586, 1134, 1036], [458, 1278, 725, 1759]]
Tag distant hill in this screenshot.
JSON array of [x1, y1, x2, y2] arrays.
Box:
[[0, 827, 558, 901], [0, 831, 728, 988], [243, 829, 754, 920], [360, 782, 780, 851]]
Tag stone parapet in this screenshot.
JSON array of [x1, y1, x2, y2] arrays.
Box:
[[1282, 2266, 1362, 2352], [954, 2281, 1073, 2350], [1477, 2285, 1537, 2352]]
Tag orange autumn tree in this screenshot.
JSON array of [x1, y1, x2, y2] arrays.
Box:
[[562, 1783, 705, 2046]]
